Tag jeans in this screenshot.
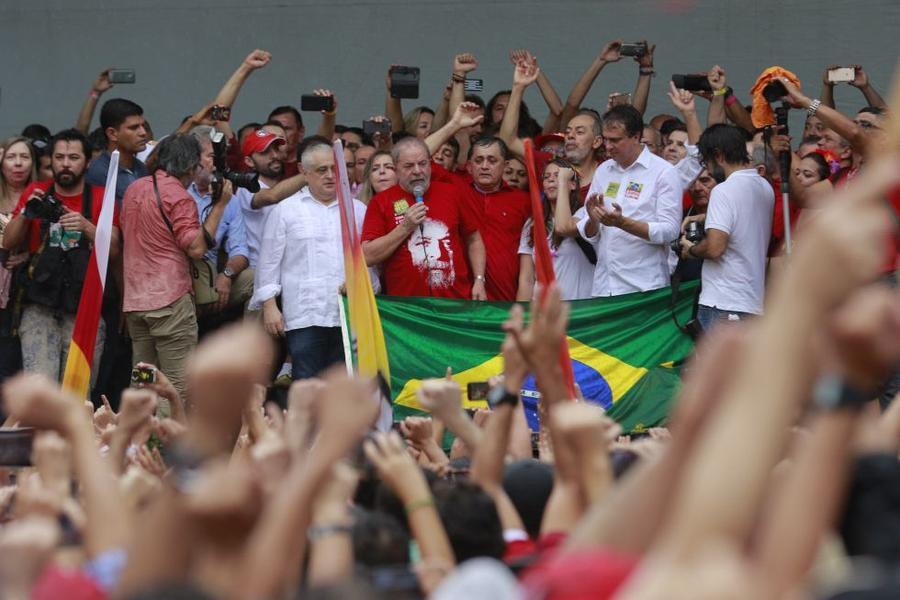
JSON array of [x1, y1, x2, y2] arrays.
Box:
[[697, 305, 755, 332], [285, 326, 345, 380]]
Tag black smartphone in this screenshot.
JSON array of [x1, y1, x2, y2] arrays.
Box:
[[363, 118, 391, 136], [618, 42, 647, 57], [389, 66, 420, 99], [108, 69, 136, 84], [762, 79, 788, 103], [300, 94, 335, 112], [671, 74, 712, 93], [0, 428, 34, 467], [463, 78, 484, 93], [467, 381, 490, 401]]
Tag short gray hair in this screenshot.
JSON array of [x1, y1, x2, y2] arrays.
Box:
[[156, 133, 201, 179], [189, 125, 215, 144], [749, 143, 777, 177], [391, 137, 429, 164], [300, 141, 333, 170]]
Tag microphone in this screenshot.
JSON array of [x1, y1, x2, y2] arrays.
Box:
[[412, 184, 426, 234]]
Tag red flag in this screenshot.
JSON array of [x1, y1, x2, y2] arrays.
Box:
[[523, 139, 577, 398]]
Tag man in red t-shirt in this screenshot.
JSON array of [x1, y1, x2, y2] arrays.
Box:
[[2, 129, 119, 388], [465, 136, 531, 301], [362, 138, 487, 299]]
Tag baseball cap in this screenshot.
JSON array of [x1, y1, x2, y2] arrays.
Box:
[[241, 129, 285, 158], [535, 133, 565, 151]]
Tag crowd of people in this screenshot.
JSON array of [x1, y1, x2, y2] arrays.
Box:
[[0, 40, 898, 598]]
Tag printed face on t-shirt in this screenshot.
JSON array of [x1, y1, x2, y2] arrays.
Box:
[[406, 218, 455, 289]]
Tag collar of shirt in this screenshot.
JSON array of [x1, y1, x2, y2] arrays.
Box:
[[298, 186, 338, 208], [611, 145, 653, 173]]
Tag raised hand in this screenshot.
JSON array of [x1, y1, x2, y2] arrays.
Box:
[[822, 64, 841, 87], [417, 377, 464, 421], [117, 389, 157, 437], [400, 416, 434, 448], [501, 304, 530, 391], [92, 68, 114, 93], [599, 40, 624, 63], [363, 431, 429, 501], [777, 77, 810, 109], [636, 40, 656, 68], [93, 394, 116, 432], [707, 65, 727, 92], [668, 80, 696, 113], [509, 48, 535, 66], [849, 64, 869, 89], [243, 49, 272, 70], [2, 374, 79, 434], [313, 88, 336, 113], [513, 58, 540, 88], [453, 53, 478, 74], [451, 101, 485, 129]]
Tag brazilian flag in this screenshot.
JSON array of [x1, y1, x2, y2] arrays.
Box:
[[345, 282, 697, 432]]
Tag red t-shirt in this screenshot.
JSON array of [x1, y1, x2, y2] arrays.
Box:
[[885, 184, 899, 273], [465, 183, 531, 301], [431, 161, 471, 187], [12, 181, 116, 253], [362, 181, 480, 298]]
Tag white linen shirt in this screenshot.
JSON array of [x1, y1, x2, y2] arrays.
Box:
[[577, 146, 683, 296], [249, 187, 367, 331], [236, 180, 273, 270]]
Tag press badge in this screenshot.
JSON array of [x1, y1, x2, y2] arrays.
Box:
[[393, 199, 410, 215], [48, 223, 82, 250]]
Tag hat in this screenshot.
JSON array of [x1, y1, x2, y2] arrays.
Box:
[[241, 129, 285, 158], [535, 133, 565, 151]]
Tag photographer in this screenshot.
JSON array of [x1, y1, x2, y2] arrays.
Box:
[[678, 124, 774, 331], [121, 134, 228, 403], [2, 129, 120, 389], [187, 126, 253, 315]]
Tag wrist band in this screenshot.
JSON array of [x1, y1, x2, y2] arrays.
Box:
[[405, 496, 435, 514], [639, 68, 655, 76], [308, 523, 353, 541], [725, 93, 738, 107], [89, 90, 100, 100], [807, 99, 822, 117], [451, 74, 465, 83], [713, 86, 730, 97], [813, 373, 871, 410]]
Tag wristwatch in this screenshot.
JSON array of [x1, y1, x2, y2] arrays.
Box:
[[487, 384, 519, 409], [223, 266, 236, 280], [474, 274, 486, 283]]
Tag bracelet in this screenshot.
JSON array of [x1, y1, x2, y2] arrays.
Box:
[[89, 90, 100, 100], [308, 522, 353, 541], [713, 86, 730, 97], [725, 93, 738, 107], [639, 67, 655, 76], [806, 99, 822, 117], [451, 74, 465, 83], [813, 373, 871, 410], [404, 496, 435, 514], [474, 274, 486, 282]]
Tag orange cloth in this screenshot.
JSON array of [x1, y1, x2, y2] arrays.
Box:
[[749, 66, 801, 128]]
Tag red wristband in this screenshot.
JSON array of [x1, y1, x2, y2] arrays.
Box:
[[725, 93, 738, 107]]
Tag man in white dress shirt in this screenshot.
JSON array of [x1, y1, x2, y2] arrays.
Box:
[[577, 104, 682, 296], [249, 136, 366, 380]]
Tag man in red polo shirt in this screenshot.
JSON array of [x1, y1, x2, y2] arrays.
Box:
[[362, 137, 486, 299], [465, 136, 531, 301], [3, 129, 118, 388]]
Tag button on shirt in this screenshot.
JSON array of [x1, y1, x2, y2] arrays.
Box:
[[86, 152, 148, 205], [187, 184, 249, 265], [249, 187, 367, 331], [577, 147, 682, 296], [235, 182, 273, 270]]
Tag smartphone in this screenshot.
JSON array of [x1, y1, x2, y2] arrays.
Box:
[[827, 67, 856, 83], [300, 94, 335, 112], [671, 74, 712, 93], [0, 427, 34, 467], [463, 78, 484, 93], [389, 66, 420, 99], [363, 118, 391, 137], [467, 381, 490, 401], [210, 105, 232, 122], [131, 366, 156, 386], [618, 42, 647, 58], [108, 69, 136, 84]]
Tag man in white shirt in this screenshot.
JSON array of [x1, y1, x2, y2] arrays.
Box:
[[576, 104, 682, 296], [678, 124, 774, 331], [249, 137, 365, 380]]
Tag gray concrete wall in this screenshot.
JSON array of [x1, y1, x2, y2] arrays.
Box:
[[2, 0, 898, 139]]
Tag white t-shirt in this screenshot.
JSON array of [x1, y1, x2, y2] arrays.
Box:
[[518, 213, 594, 301], [236, 180, 273, 270], [699, 169, 774, 314]]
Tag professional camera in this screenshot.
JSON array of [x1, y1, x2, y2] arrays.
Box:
[[672, 220, 705, 255], [24, 192, 65, 222], [211, 130, 260, 196]]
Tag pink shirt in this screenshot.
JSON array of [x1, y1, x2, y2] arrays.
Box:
[[121, 172, 199, 312]]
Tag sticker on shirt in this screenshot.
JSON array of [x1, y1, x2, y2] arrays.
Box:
[[393, 199, 410, 215], [407, 218, 455, 290], [624, 182, 643, 200], [48, 222, 82, 251], [604, 182, 620, 199]]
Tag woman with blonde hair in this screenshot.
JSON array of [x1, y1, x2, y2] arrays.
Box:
[[356, 150, 397, 205]]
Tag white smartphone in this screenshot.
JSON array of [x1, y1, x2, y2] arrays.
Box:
[[827, 67, 856, 83]]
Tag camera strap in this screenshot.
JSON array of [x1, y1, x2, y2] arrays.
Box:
[[152, 174, 175, 234], [670, 259, 702, 341]]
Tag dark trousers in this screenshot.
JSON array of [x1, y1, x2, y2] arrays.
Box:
[[285, 326, 345, 380]]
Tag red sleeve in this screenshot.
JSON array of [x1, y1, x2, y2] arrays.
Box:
[[361, 193, 391, 242], [457, 185, 482, 237]]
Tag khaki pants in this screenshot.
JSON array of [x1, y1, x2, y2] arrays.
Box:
[[19, 304, 106, 393], [126, 293, 197, 409]]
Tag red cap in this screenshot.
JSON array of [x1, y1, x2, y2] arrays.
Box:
[[241, 129, 285, 158], [534, 133, 565, 151]]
